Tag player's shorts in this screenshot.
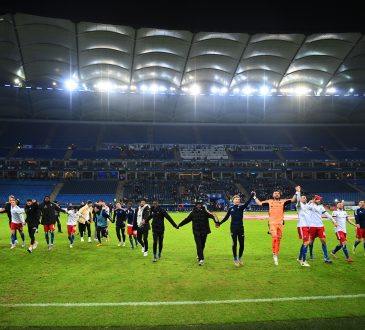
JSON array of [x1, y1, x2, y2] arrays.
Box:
[[356, 227, 365, 239], [336, 231, 347, 244], [127, 225, 133, 235], [269, 223, 283, 239], [231, 226, 244, 237], [309, 226, 326, 239], [10, 222, 23, 231], [43, 224, 55, 232], [67, 225, 76, 236], [298, 226, 310, 242]]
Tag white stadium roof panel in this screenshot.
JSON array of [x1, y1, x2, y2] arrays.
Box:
[[0, 15, 23, 83], [0, 13, 364, 98], [0, 14, 365, 124]]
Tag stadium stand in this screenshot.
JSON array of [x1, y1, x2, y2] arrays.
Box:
[[229, 151, 279, 161], [13, 148, 67, 159], [282, 150, 331, 160], [71, 149, 121, 160], [0, 180, 57, 203], [180, 145, 228, 160], [294, 179, 365, 203], [55, 181, 118, 204], [331, 150, 365, 160]]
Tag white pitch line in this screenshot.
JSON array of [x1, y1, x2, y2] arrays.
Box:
[[1, 293, 365, 308]]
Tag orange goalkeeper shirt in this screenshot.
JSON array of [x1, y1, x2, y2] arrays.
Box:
[[261, 199, 291, 225]]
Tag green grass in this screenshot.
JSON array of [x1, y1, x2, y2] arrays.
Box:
[[0, 211, 364, 328]]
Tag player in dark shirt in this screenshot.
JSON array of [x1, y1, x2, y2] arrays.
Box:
[[218, 193, 254, 266], [353, 200, 365, 254]]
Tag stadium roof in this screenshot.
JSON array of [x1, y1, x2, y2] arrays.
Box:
[[0, 13, 365, 124], [1, 13, 365, 95]]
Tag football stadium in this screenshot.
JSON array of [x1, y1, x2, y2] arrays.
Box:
[[0, 3, 365, 329]]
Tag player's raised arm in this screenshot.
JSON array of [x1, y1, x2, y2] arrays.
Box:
[[295, 187, 302, 208], [242, 192, 255, 209], [290, 186, 300, 203], [253, 191, 262, 205], [253, 191, 268, 206]]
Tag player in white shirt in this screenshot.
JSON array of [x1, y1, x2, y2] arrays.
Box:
[[330, 202, 356, 262], [307, 195, 337, 263], [67, 206, 80, 248], [295, 186, 310, 267], [9, 197, 26, 249]]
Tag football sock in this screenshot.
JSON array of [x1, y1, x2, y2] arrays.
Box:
[[298, 244, 304, 260], [342, 245, 349, 258], [309, 242, 314, 257], [332, 245, 342, 254], [322, 243, 328, 259], [302, 245, 308, 262]]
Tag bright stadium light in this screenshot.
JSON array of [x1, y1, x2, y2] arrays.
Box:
[[210, 86, 219, 94], [95, 81, 114, 92], [149, 84, 159, 93], [65, 79, 77, 91], [259, 85, 269, 96], [326, 87, 336, 94], [140, 84, 148, 92], [242, 85, 253, 95], [233, 87, 240, 94], [189, 84, 201, 95], [349, 88, 354, 93], [295, 87, 310, 96], [220, 87, 228, 94]]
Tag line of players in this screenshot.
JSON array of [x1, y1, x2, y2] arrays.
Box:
[[253, 186, 365, 267], [2, 187, 365, 267]]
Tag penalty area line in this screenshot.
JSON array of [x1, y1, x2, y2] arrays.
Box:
[[1, 293, 365, 307]]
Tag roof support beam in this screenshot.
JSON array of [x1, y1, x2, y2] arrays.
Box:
[[228, 36, 250, 89], [324, 34, 363, 89], [171, 33, 195, 120], [277, 35, 306, 89], [11, 14, 28, 83], [11, 14, 35, 118]]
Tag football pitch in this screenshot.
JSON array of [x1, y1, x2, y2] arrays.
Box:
[[1, 211, 365, 329]]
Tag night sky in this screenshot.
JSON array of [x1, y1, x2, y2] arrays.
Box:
[[0, 0, 363, 34]]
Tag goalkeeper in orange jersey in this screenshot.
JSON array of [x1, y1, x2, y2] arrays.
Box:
[[253, 187, 298, 266]]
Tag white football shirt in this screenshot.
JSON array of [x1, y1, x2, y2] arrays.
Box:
[[332, 210, 348, 233], [307, 203, 326, 227]]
